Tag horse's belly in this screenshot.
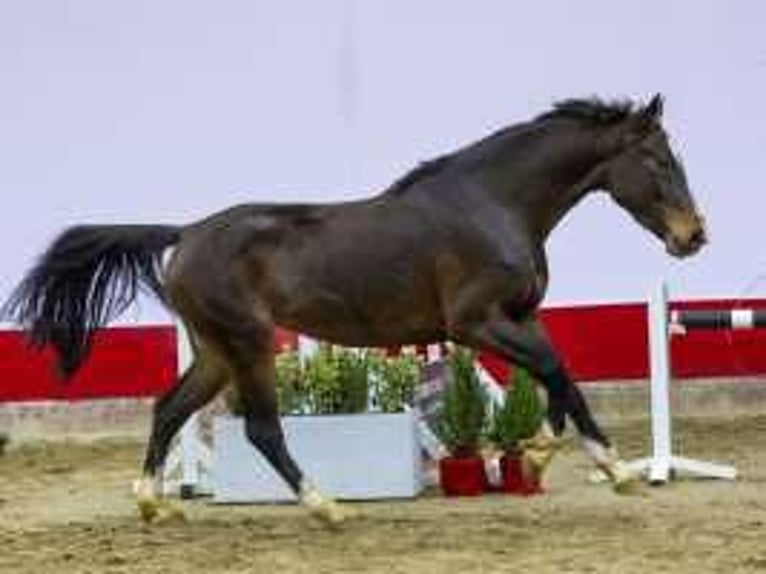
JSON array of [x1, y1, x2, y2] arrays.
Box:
[[285, 321, 445, 348], [271, 278, 445, 347]]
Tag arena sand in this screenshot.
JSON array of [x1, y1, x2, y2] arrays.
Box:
[[1, 416, 765, 574]]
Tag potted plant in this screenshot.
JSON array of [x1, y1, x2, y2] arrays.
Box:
[[488, 366, 545, 495], [434, 346, 489, 496], [213, 344, 426, 502]]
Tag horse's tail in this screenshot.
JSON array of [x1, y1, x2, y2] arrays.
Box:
[[1, 224, 181, 378]]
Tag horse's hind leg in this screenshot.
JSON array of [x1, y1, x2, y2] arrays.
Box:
[[135, 338, 227, 523], [232, 337, 350, 526], [190, 294, 350, 526]]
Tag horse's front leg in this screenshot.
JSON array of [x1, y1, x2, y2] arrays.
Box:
[[452, 304, 638, 492]]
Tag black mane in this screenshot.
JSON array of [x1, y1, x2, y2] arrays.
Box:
[[536, 97, 635, 124], [385, 155, 453, 195]]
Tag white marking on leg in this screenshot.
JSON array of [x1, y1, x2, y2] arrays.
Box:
[[298, 480, 326, 509], [133, 474, 160, 499], [582, 439, 637, 492], [582, 438, 617, 469], [134, 474, 162, 522], [299, 480, 348, 526], [539, 420, 556, 441]]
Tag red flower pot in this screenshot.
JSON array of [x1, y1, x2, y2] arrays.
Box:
[[499, 455, 544, 496], [439, 456, 488, 496]]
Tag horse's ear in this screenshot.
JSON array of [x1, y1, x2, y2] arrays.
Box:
[[622, 93, 664, 144], [643, 93, 664, 121]]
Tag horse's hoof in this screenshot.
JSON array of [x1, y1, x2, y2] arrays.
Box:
[[137, 496, 161, 523], [299, 480, 356, 528], [137, 496, 188, 524], [154, 500, 189, 524], [522, 451, 549, 481], [520, 435, 564, 478], [612, 475, 642, 495], [609, 462, 642, 495], [309, 499, 356, 529]]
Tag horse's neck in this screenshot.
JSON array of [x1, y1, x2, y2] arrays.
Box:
[[487, 122, 611, 241], [527, 161, 603, 241]]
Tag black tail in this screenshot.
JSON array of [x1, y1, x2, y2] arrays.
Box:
[[1, 224, 181, 378]]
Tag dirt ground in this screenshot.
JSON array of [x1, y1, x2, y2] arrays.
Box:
[[1, 416, 765, 574]]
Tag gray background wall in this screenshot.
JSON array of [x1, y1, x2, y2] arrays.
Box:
[[1, 0, 764, 323]]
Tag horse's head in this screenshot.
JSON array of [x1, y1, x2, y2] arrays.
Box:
[[602, 94, 707, 258]]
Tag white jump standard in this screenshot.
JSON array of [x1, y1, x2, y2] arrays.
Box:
[[628, 282, 739, 484]]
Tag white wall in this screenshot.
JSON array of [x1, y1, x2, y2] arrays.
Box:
[[1, 0, 764, 323]]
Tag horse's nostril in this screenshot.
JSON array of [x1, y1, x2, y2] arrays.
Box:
[[690, 228, 707, 246]]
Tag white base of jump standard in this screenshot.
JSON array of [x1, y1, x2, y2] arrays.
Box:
[[212, 411, 424, 503], [626, 456, 737, 484]]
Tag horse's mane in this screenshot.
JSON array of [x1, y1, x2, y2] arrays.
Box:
[[385, 155, 453, 195], [536, 97, 635, 125], [385, 97, 637, 195]]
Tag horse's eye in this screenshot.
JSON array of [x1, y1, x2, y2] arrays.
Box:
[[642, 156, 660, 171], [643, 155, 674, 178]]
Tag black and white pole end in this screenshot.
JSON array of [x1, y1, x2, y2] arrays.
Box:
[[671, 308, 766, 332]]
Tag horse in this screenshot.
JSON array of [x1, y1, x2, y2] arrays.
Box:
[[1, 94, 707, 524]]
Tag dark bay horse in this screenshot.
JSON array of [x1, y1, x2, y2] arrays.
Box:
[[2, 94, 707, 523]]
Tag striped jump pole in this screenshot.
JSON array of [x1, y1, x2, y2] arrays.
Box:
[[628, 281, 738, 484], [671, 308, 766, 332]]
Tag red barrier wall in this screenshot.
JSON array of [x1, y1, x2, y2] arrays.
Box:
[[2, 299, 766, 402], [0, 326, 177, 402]]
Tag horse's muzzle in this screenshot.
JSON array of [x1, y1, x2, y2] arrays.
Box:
[[666, 222, 708, 258]]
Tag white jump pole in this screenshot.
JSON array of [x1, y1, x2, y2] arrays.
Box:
[[475, 363, 508, 407], [412, 343, 448, 460], [628, 281, 737, 483]]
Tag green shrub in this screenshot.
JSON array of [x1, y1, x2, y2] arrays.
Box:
[[237, 345, 427, 416], [302, 345, 370, 415], [434, 347, 488, 457], [369, 351, 423, 413], [488, 366, 545, 454], [274, 349, 305, 415]]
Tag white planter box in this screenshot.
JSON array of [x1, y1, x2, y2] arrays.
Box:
[[212, 411, 424, 503]]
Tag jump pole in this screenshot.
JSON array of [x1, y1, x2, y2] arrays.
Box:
[[627, 281, 737, 484]]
